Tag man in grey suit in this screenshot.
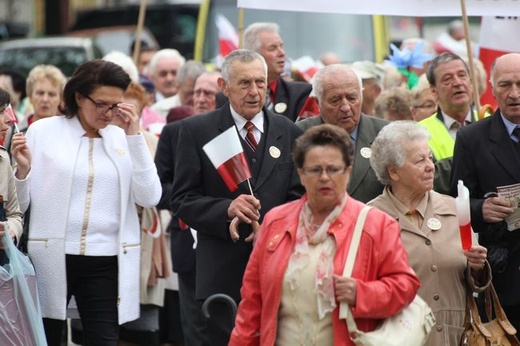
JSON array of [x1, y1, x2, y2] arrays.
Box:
[[297, 64, 388, 203]]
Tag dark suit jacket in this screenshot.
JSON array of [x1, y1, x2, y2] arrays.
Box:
[[216, 77, 312, 122], [450, 110, 520, 305], [296, 114, 388, 203], [171, 105, 304, 301], [155, 121, 196, 274]]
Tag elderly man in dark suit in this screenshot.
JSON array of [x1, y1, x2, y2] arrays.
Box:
[[217, 22, 312, 122], [171, 49, 303, 344], [450, 53, 520, 331], [297, 64, 388, 203]]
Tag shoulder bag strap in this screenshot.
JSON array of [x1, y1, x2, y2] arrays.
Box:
[[339, 206, 372, 333], [466, 284, 493, 338], [489, 283, 518, 335]]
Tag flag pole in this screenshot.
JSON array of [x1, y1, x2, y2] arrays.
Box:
[[246, 178, 254, 196], [238, 8, 244, 48], [133, 0, 148, 65], [459, 0, 481, 111]]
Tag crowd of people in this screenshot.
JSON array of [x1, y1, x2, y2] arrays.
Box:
[[0, 17, 519, 346]]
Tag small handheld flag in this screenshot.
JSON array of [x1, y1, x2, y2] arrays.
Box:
[[6, 104, 19, 133], [203, 127, 252, 192]]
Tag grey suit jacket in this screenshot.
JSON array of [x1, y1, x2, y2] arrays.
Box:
[[297, 114, 388, 203]]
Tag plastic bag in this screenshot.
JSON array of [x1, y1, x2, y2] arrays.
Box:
[[0, 223, 47, 346]]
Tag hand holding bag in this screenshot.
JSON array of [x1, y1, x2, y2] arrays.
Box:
[[338, 206, 435, 346], [461, 283, 520, 346]]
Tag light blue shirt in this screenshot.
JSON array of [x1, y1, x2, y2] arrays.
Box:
[[500, 112, 520, 143]]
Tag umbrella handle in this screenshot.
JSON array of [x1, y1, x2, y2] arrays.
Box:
[[479, 104, 494, 120], [202, 293, 238, 319]]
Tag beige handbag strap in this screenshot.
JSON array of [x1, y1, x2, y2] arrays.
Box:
[[339, 206, 372, 332]]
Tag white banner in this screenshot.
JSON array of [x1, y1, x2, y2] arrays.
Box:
[[480, 16, 520, 52], [237, 0, 520, 17]]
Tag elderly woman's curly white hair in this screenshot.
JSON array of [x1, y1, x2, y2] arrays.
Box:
[[370, 120, 431, 186]]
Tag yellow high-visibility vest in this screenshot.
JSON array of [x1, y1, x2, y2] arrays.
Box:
[[419, 109, 485, 161]]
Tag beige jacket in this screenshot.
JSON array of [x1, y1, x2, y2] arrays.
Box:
[[369, 188, 491, 346], [0, 148, 23, 240], [139, 130, 170, 306]]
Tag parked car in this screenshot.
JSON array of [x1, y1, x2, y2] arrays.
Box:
[[68, 25, 160, 56], [70, 3, 198, 59], [0, 22, 29, 40], [0, 36, 102, 77]]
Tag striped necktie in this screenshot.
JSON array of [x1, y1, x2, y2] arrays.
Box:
[[244, 121, 258, 152]]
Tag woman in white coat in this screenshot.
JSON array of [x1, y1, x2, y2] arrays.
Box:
[[11, 60, 162, 346]]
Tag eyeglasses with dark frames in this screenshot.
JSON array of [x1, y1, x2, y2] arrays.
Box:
[[85, 95, 121, 116]]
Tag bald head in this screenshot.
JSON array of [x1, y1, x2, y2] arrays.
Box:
[[320, 52, 341, 66], [490, 53, 520, 124]]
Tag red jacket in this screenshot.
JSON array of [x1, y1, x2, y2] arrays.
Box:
[[229, 196, 420, 346]]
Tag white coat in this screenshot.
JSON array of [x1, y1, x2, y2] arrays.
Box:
[[14, 116, 162, 323]]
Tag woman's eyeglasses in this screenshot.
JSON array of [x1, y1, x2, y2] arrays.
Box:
[[301, 166, 347, 177], [85, 95, 121, 116]]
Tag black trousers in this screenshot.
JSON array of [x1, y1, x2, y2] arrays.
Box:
[[503, 304, 520, 334], [158, 289, 184, 344], [44, 254, 119, 346], [178, 270, 211, 346]]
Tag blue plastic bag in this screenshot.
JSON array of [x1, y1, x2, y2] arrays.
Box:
[[0, 224, 47, 346]]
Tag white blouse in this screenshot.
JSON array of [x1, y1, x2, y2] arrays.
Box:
[[65, 137, 120, 256]]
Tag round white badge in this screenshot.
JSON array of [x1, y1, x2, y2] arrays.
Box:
[[427, 218, 441, 230], [269, 146, 281, 158], [360, 147, 371, 159], [274, 102, 287, 114]]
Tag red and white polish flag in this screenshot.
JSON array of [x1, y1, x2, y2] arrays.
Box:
[[5, 104, 17, 124], [5, 104, 19, 133], [203, 127, 252, 192], [479, 17, 520, 109], [215, 14, 238, 57]]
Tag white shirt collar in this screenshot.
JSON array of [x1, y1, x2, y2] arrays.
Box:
[[442, 109, 472, 140], [229, 105, 265, 134]]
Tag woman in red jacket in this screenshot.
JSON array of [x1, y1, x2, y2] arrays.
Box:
[[229, 124, 420, 345]]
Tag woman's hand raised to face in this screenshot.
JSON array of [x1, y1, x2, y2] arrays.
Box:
[[11, 132, 32, 179], [110, 102, 141, 136]]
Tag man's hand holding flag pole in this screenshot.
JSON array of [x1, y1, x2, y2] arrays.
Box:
[[203, 126, 261, 243]]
